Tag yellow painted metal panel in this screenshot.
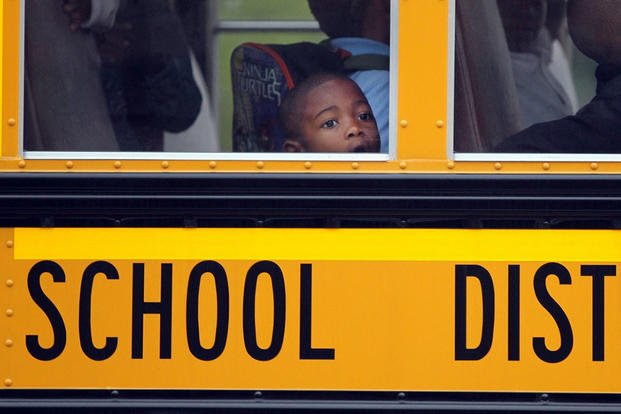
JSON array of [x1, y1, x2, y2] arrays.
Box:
[[2, 227, 621, 392], [13, 227, 621, 262], [397, 0, 450, 161], [1, 0, 20, 158], [0, 0, 3, 153]]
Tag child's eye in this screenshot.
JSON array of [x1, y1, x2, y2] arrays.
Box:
[[322, 119, 338, 129], [358, 112, 373, 121]]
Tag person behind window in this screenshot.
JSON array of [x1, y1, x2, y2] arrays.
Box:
[[546, 0, 579, 112], [495, 0, 621, 153], [24, 0, 119, 151], [63, 0, 119, 32], [497, 0, 574, 129], [280, 73, 380, 153], [307, 0, 390, 153], [63, 0, 202, 151]]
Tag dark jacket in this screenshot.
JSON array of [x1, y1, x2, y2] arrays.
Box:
[[495, 65, 621, 153], [99, 0, 202, 151]]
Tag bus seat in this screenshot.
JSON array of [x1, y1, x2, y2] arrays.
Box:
[[454, 0, 522, 152]]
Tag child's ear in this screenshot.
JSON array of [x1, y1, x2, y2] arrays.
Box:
[[283, 139, 305, 152]]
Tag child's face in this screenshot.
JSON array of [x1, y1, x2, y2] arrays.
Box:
[[297, 79, 380, 152]]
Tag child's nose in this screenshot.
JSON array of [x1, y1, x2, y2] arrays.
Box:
[[346, 122, 364, 139]]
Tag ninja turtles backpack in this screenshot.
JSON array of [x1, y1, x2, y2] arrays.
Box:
[[230, 41, 389, 152]]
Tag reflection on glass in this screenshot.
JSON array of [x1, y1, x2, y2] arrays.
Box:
[[25, 0, 204, 152], [455, 0, 616, 154], [24, 0, 391, 154], [218, 0, 315, 21]]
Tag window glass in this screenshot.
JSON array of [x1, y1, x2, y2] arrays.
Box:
[[454, 0, 609, 155], [218, 0, 316, 21], [23, 0, 392, 156]]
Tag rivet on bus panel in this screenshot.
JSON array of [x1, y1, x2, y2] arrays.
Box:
[[17, 160, 26, 169], [209, 161, 217, 169], [494, 162, 502, 170], [5, 309, 14, 317], [447, 161, 455, 169], [399, 120, 408, 128], [256, 161, 265, 169], [5, 279, 13, 288], [4, 339, 13, 347], [351, 162, 360, 170], [65, 161, 74, 169], [5, 240, 13, 248], [590, 162, 599, 171], [4, 379, 12, 387], [7, 118, 16, 127], [399, 161, 407, 170], [542, 162, 550, 171], [114, 161, 122, 169], [435, 120, 445, 128], [161, 161, 170, 169]]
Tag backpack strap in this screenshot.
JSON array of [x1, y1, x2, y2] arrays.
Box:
[[343, 54, 390, 71]]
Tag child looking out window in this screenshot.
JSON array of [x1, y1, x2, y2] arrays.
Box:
[[279, 73, 380, 153]]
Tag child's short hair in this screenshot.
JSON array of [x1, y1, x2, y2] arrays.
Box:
[[279, 72, 358, 142]]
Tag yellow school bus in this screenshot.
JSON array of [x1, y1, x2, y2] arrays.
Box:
[[2, 0, 621, 412]]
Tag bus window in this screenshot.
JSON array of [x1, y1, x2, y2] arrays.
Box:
[[453, 0, 614, 157], [22, 0, 394, 158], [24, 0, 204, 152]]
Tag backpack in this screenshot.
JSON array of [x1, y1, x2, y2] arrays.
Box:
[[230, 41, 389, 152]]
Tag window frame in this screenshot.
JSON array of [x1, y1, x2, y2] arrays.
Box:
[[12, 0, 400, 166], [449, 0, 621, 165], [5, 0, 618, 174]]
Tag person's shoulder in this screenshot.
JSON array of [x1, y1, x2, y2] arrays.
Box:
[[494, 117, 582, 153], [349, 70, 389, 92], [329, 37, 390, 56]]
